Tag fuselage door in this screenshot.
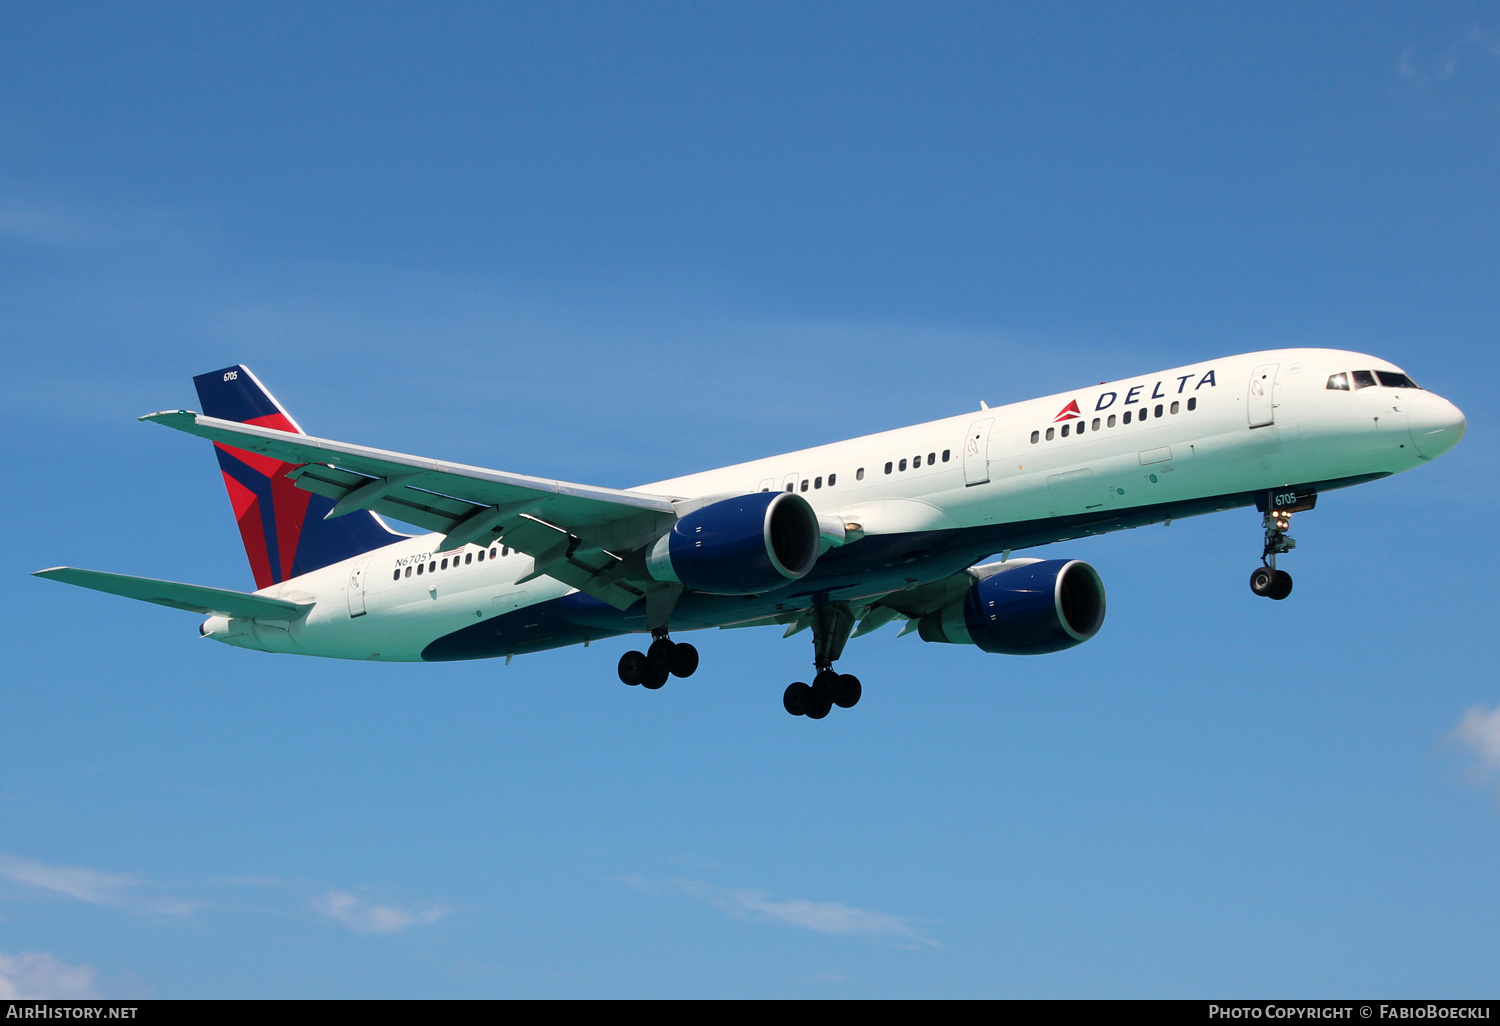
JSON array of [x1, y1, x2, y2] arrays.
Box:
[[346, 554, 373, 617], [963, 418, 994, 486], [1247, 363, 1279, 428]]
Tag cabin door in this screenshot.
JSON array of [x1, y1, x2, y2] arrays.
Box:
[[1247, 363, 1279, 428], [346, 555, 373, 618], [963, 418, 994, 486]]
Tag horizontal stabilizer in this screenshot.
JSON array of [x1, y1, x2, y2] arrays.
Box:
[[33, 567, 311, 621]]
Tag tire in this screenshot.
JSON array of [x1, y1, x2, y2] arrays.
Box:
[[811, 668, 839, 700], [642, 667, 668, 690], [1269, 570, 1294, 601], [783, 682, 811, 716], [669, 642, 699, 678], [805, 693, 833, 720], [1249, 566, 1276, 597], [833, 674, 862, 709], [618, 650, 647, 686], [647, 637, 675, 675]]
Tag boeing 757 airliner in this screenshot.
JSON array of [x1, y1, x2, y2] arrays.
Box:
[[36, 350, 1465, 719]]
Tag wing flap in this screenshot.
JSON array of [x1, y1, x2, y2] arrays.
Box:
[[34, 567, 311, 621]]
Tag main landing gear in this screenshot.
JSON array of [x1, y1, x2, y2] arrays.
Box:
[[1250, 509, 1295, 601], [782, 603, 862, 720], [618, 630, 698, 689]]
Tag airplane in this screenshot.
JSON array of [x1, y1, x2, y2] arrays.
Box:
[[35, 350, 1465, 719]]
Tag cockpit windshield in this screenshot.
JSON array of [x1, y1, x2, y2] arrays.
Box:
[[1329, 369, 1421, 391]]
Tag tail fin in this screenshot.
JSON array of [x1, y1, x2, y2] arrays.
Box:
[[194, 365, 404, 588]]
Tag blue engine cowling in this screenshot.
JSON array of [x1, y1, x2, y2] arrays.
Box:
[[646, 491, 821, 595], [917, 559, 1106, 655]]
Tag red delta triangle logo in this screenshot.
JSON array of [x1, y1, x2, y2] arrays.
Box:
[[1053, 400, 1082, 423]]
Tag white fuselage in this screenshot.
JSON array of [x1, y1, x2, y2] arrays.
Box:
[[204, 349, 1465, 662]]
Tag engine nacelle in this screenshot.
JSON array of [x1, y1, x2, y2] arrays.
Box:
[[917, 558, 1106, 655], [646, 492, 820, 596]]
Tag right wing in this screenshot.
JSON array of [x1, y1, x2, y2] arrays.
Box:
[[142, 410, 680, 610], [33, 567, 311, 621]]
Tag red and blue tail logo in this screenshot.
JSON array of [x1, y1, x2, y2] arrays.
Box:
[[194, 366, 403, 589]]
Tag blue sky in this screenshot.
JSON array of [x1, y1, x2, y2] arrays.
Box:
[[2, 2, 1498, 998]]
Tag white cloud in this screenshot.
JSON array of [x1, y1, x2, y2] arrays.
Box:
[[0, 953, 102, 1000], [310, 889, 452, 934], [1451, 704, 1500, 800], [0, 854, 196, 917], [671, 879, 939, 947]]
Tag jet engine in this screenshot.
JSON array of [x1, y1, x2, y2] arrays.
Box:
[[917, 558, 1106, 655], [646, 492, 821, 595]]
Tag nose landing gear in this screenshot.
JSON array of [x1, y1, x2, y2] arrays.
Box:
[[1250, 509, 1295, 601]]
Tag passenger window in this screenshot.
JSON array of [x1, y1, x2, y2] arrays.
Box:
[[928, 452, 936, 464], [477, 549, 484, 561], [786, 483, 794, 492], [828, 473, 837, 486], [1061, 423, 1070, 437], [856, 468, 864, 480], [1352, 370, 1377, 389], [1154, 404, 1163, 418], [899, 459, 907, 471], [1092, 418, 1100, 430], [1326, 372, 1350, 391], [441, 558, 448, 570], [1031, 430, 1039, 444], [490, 548, 497, 559], [429, 562, 436, 573], [1123, 411, 1132, 424], [912, 455, 921, 468], [405, 566, 412, 578], [1170, 401, 1179, 414], [884, 462, 893, 474], [1046, 427, 1055, 440], [814, 476, 822, 489], [1076, 421, 1085, 434], [1187, 397, 1197, 411], [465, 552, 472, 564], [417, 563, 424, 575], [800, 479, 809, 492], [393, 569, 400, 581]]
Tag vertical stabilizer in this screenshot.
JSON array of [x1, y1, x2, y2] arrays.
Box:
[[194, 366, 404, 588]]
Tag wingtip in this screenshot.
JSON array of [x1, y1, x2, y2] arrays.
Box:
[[33, 567, 68, 578]]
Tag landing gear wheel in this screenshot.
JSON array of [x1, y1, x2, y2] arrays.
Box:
[[805, 692, 833, 719], [669, 642, 699, 678], [641, 667, 668, 690], [1249, 566, 1277, 597], [833, 674, 862, 709], [647, 637, 676, 676], [1269, 569, 1293, 601], [618, 650, 647, 686], [783, 682, 811, 716]]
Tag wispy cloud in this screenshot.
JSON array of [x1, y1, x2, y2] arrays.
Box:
[[1450, 703, 1500, 803], [0, 953, 103, 1000], [669, 878, 939, 948], [310, 889, 452, 934], [1396, 26, 1500, 88], [0, 853, 197, 917]]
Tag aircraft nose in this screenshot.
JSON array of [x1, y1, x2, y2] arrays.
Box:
[[1407, 392, 1466, 459]]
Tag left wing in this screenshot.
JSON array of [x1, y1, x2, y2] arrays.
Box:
[[143, 411, 679, 609]]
